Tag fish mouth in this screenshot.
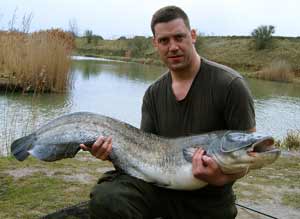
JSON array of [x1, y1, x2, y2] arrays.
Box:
[[247, 137, 279, 156]]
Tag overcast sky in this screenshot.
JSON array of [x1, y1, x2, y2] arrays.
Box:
[[1, 0, 299, 39]]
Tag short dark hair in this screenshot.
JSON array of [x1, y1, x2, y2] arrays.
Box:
[[151, 6, 191, 36]]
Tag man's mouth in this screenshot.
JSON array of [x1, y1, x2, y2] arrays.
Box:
[[168, 55, 183, 61]]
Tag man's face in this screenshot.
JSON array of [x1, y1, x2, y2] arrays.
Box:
[[152, 18, 197, 72]]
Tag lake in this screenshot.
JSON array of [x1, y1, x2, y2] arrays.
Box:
[[1, 56, 300, 155]]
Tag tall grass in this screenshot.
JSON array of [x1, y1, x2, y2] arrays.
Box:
[[278, 130, 300, 150], [257, 59, 295, 82], [0, 29, 74, 93]]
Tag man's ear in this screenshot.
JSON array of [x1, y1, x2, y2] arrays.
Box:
[[152, 37, 158, 49], [191, 29, 197, 44]]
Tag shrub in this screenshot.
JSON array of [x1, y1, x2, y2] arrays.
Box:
[[84, 30, 93, 44], [118, 36, 127, 40], [194, 32, 205, 54], [68, 18, 79, 37], [128, 36, 151, 57], [251, 25, 275, 50]]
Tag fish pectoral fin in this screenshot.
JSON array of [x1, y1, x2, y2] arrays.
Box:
[[148, 181, 171, 188], [28, 144, 51, 161], [183, 146, 203, 162]]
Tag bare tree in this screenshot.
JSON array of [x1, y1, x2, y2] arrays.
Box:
[[68, 18, 79, 37], [21, 12, 33, 33], [8, 7, 18, 31], [0, 13, 4, 31]]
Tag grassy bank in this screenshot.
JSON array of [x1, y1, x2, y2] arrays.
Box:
[[75, 36, 300, 83], [0, 29, 74, 93], [1, 151, 300, 218], [0, 153, 113, 218]]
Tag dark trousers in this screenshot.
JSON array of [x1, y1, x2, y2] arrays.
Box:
[[89, 171, 237, 219]]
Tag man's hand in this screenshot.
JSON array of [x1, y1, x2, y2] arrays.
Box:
[[192, 148, 247, 186], [80, 136, 112, 161]]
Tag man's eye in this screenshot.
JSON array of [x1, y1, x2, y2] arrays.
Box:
[[159, 38, 168, 44], [175, 35, 184, 41]]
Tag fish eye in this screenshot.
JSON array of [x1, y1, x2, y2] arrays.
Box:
[[228, 133, 248, 141]]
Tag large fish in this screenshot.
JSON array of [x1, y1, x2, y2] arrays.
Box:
[[11, 112, 280, 190]]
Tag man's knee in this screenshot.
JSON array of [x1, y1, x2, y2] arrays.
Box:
[[89, 183, 122, 217], [89, 178, 153, 218]]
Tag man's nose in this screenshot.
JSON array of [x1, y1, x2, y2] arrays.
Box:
[[169, 39, 179, 51]]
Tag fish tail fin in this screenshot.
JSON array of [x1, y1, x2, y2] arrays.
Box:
[[11, 134, 35, 161]]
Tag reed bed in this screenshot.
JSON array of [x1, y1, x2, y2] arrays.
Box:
[[0, 29, 74, 93], [256, 59, 295, 82]]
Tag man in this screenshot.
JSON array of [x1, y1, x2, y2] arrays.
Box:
[[81, 5, 256, 219]]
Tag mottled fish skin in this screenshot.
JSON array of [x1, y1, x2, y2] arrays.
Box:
[[11, 112, 281, 190]]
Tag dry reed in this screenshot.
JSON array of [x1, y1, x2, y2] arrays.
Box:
[[257, 59, 295, 82], [0, 29, 74, 93], [281, 130, 300, 150]]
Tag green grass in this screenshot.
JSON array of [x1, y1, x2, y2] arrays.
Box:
[[282, 193, 300, 209], [0, 153, 112, 219], [199, 37, 300, 73]]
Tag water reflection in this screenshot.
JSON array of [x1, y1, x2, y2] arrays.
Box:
[[72, 58, 165, 82], [69, 61, 159, 127], [0, 92, 71, 155], [247, 78, 300, 99]]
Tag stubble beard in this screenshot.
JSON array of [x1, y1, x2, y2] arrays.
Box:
[[166, 56, 190, 73]]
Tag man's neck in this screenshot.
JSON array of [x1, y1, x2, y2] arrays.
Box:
[[170, 54, 201, 82], [170, 55, 201, 101]]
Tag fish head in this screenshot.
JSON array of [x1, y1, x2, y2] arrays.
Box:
[[210, 131, 281, 174]]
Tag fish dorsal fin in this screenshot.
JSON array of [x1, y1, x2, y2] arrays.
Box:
[[183, 146, 202, 162], [221, 131, 254, 153]]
